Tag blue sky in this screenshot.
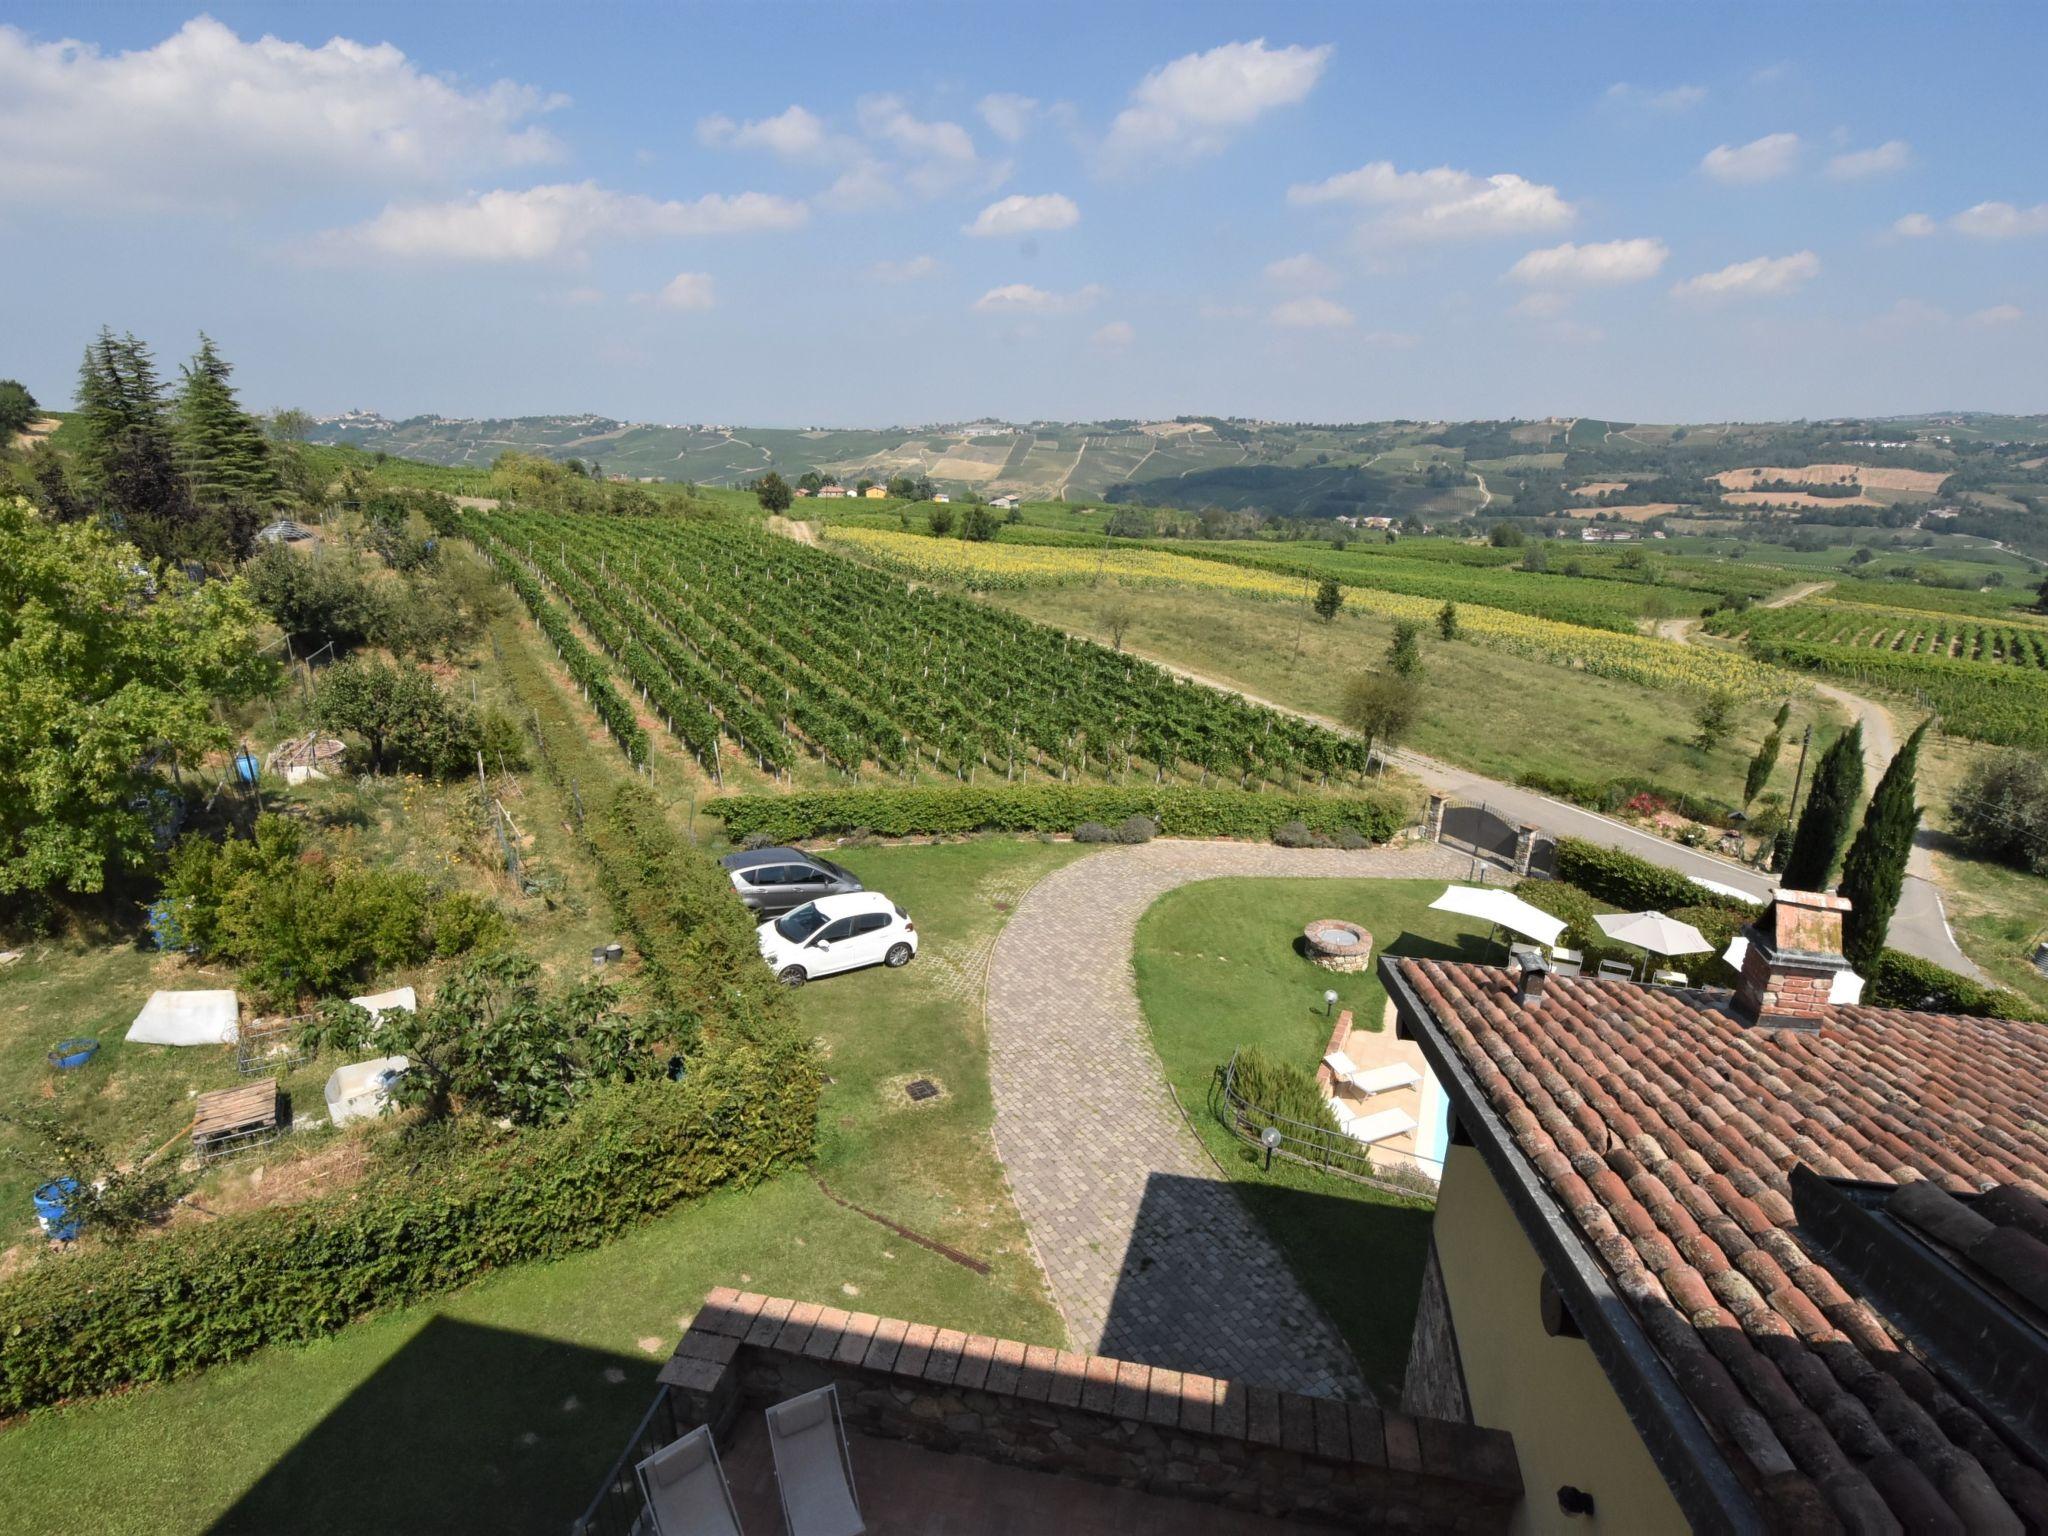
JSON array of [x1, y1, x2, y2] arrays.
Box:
[[2, 2, 2042, 426]]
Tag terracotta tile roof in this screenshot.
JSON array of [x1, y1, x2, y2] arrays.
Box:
[[1390, 957, 2048, 1533]]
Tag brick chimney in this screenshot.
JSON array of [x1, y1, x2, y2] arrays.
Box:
[[1732, 890, 1851, 1029], [1514, 950, 1552, 1008]]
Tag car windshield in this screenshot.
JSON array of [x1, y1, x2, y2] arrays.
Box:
[[774, 904, 828, 943]]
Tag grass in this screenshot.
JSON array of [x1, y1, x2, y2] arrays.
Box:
[[996, 582, 1844, 809], [1132, 876, 1495, 1401]]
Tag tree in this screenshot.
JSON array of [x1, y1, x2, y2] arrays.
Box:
[[1781, 723, 1864, 889], [1489, 521, 1523, 548], [314, 656, 483, 777], [1948, 750, 2048, 874], [2035, 572, 2048, 614], [1436, 600, 1460, 641], [265, 407, 314, 446], [1743, 729, 1783, 808], [957, 503, 997, 541], [74, 329, 188, 552], [1691, 690, 1737, 753], [1386, 620, 1424, 678], [926, 503, 956, 536], [754, 470, 794, 514], [0, 379, 38, 439], [1340, 671, 1422, 759], [1313, 577, 1344, 623], [0, 496, 269, 900], [1839, 721, 1929, 971], [176, 335, 280, 518], [856, 478, 874, 495], [1521, 540, 1549, 573], [23, 444, 88, 524], [796, 470, 823, 493], [1773, 699, 1792, 731], [1103, 599, 1135, 653], [242, 544, 386, 653]]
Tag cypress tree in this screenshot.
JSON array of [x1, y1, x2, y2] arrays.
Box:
[[177, 334, 280, 512], [1839, 721, 1929, 971], [1781, 723, 1864, 890], [1743, 729, 1783, 807]]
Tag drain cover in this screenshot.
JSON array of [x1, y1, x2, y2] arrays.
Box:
[[905, 1079, 939, 1102]]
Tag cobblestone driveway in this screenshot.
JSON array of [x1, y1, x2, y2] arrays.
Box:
[[985, 839, 1468, 1400]]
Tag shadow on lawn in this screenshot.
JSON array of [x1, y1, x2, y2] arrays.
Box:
[[1100, 1171, 1432, 1403], [206, 1318, 657, 1535]]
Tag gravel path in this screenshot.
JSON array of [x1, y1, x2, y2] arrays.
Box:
[[985, 839, 1467, 1399]]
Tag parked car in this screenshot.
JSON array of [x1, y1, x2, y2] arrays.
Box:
[[757, 891, 917, 987], [719, 848, 863, 916]]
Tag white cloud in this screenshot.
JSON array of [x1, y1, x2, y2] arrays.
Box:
[[977, 93, 1038, 143], [1700, 132, 1801, 184], [1511, 292, 1572, 319], [1264, 253, 1339, 290], [696, 104, 831, 160], [965, 193, 1080, 238], [972, 282, 1104, 314], [1288, 161, 1574, 240], [1101, 39, 1331, 169], [1605, 82, 1706, 112], [0, 15, 563, 210], [1507, 237, 1668, 286], [1951, 201, 2048, 239], [869, 254, 940, 282], [1270, 296, 1354, 329], [315, 182, 806, 263], [1891, 212, 1938, 238], [653, 272, 715, 310], [1968, 303, 2025, 327], [1826, 139, 1910, 180], [1091, 320, 1135, 349], [1671, 250, 1820, 299]]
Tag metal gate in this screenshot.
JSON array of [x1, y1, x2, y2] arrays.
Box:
[[1439, 802, 1519, 866]]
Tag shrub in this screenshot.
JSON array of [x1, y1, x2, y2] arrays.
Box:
[[1073, 821, 1117, 844], [0, 1049, 819, 1414], [1272, 820, 1324, 849], [1865, 949, 2042, 1020], [1115, 814, 1159, 844], [708, 785, 1405, 845], [426, 890, 512, 958], [1550, 837, 1758, 918], [1948, 750, 2048, 875], [315, 657, 487, 778], [1517, 771, 1736, 828], [1228, 1045, 1348, 1164]]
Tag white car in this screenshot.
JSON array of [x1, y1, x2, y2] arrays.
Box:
[[758, 891, 918, 987]]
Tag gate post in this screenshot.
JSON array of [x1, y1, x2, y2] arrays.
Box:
[[1513, 824, 1540, 877], [1424, 794, 1447, 843]]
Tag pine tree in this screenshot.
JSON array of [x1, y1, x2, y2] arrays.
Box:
[[74, 329, 192, 558], [1839, 721, 1928, 971], [1781, 723, 1864, 890], [177, 334, 280, 513], [1313, 577, 1343, 622]]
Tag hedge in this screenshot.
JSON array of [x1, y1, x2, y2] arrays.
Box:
[[1865, 948, 2042, 1021], [1515, 770, 1737, 829], [705, 785, 1408, 844], [1551, 837, 1761, 917], [0, 1043, 820, 1414]]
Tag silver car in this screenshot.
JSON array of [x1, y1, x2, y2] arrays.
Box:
[[719, 847, 864, 917]]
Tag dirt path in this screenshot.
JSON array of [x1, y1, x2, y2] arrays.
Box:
[[1471, 469, 1493, 509], [1759, 580, 1832, 609], [767, 515, 819, 546]]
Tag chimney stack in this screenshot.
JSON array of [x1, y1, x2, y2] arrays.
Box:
[[1732, 890, 1851, 1029], [1514, 950, 1552, 1008]]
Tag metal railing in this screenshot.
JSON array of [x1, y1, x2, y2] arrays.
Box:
[[569, 1385, 678, 1536], [1214, 1049, 1441, 1200]]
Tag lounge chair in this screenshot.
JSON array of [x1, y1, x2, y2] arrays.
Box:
[[1331, 1101, 1418, 1146], [1650, 968, 1689, 987], [1322, 1048, 1365, 1083], [1348, 1062, 1420, 1097], [1596, 958, 1635, 981], [637, 1425, 742, 1536], [766, 1386, 864, 1536], [1550, 946, 1584, 972]]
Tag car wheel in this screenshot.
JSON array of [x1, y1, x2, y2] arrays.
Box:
[[884, 943, 913, 968], [777, 965, 808, 988]]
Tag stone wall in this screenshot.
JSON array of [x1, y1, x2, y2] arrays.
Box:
[[663, 1288, 1522, 1532], [1400, 1237, 1472, 1425]]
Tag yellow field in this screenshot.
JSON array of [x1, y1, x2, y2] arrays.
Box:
[[823, 526, 1792, 700]]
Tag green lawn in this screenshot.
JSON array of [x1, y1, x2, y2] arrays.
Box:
[[1132, 876, 1495, 1401], [998, 582, 1844, 809]]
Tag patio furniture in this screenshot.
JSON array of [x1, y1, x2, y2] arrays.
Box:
[[1322, 1048, 1365, 1083], [1594, 911, 1714, 978], [766, 1386, 864, 1536], [637, 1424, 743, 1536], [1596, 958, 1636, 980], [1332, 1102, 1418, 1146], [1550, 946, 1584, 968], [1650, 968, 1689, 987], [1427, 885, 1567, 958], [1349, 1062, 1420, 1097]]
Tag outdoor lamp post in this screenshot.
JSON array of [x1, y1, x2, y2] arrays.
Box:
[[1324, 989, 1339, 1017], [1261, 1124, 1282, 1171]]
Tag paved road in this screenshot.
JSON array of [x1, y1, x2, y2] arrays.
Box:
[[985, 839, 1469, 1400]]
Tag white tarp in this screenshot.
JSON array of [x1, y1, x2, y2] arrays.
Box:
[[348, 986, 417, 1022], [325, 1055, 410, 1127], [1427, 885, 1567, 949], [127, 989, 239, 1046]]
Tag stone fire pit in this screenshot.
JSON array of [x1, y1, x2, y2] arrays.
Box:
[[1303, 919, 1374, 973]]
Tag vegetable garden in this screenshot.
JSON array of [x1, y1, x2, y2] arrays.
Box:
[[461, 511, 1374, 789]]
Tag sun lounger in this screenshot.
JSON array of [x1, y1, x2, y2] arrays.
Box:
[[1348, 1063, 1420, 1096], [766, 1386, 864, 1536], [1597, 958, 1635, 980], [1331, 1103, 1417, 1146], [1650, 968, 1689, 987], [1322, 1048, 1364, 1082], [636, 1425, 742, 1536]]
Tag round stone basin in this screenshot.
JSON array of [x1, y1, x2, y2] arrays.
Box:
[[1303, 920, 1374, 972]]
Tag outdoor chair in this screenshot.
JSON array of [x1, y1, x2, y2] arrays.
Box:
[[1596, 958, 1636, 981], [1322, 1048, 1365, 1084], [1550, 946, 1584, 969], [636, 1424, 743, 1536], [1331, 1101, 1418, 1146], [1650, 968, 1689, 987], [1348, 1062, 1420, 1097], [766, 1385, 864, 1536]]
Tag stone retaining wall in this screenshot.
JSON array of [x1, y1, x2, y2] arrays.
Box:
[[661, 1288, 1522, 1532]]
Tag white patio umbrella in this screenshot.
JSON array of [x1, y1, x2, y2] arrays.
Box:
[[1595, 910, 1714, 978], [1429, 885, 1567, 955]]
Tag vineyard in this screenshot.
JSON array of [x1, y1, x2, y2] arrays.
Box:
[[460, 511, 1375, 790], [826, 526, 1789, 700], [1707, 600, 2048, 747]]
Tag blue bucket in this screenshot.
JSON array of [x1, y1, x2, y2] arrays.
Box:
[[34, 1179, 81, 1241], [234, 752, 261, 785], [47, 1038, 99, 1070]]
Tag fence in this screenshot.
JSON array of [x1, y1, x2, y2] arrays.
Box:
[[1428, 796, 1554, 878], [1213, 1049, 1440, 1200], [568, 1385, 679, 1536], [235, 1014, 313, 1076]]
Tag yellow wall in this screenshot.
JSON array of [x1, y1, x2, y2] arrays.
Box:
[[1434, 1143, 1690, 1536]]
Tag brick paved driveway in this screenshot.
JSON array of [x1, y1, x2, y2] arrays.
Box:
[[985, 839, 1468, 1400]]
